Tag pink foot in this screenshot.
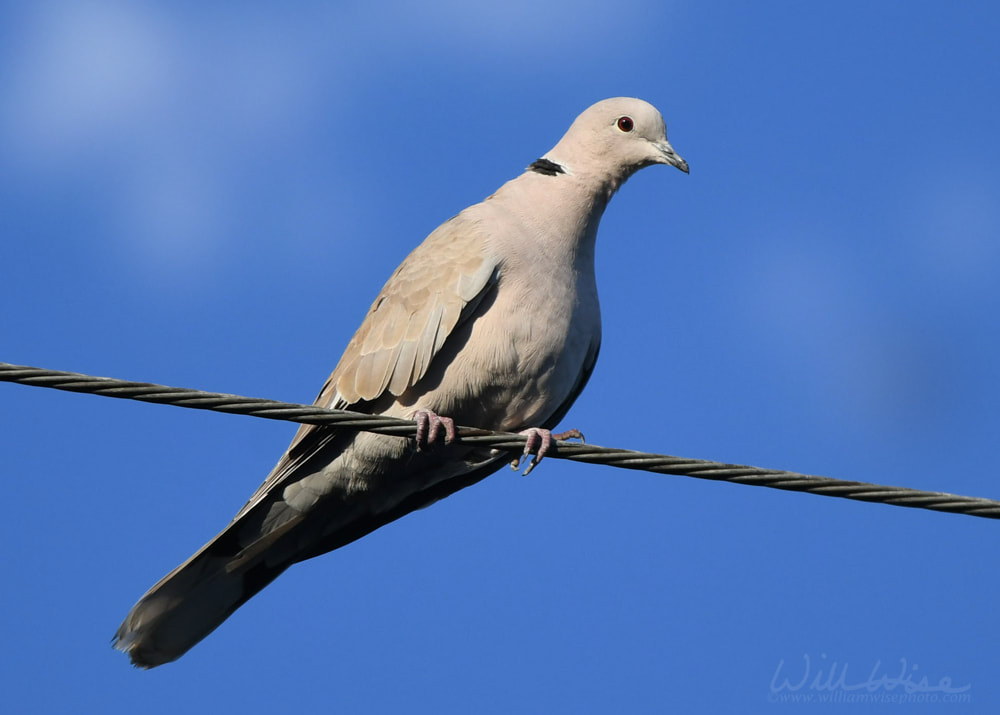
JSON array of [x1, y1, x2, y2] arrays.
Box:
[[511, 428, 585, 475], [413, 409, 456, 451]]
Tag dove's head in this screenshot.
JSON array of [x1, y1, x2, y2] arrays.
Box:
[[544, 97, 688, 181]]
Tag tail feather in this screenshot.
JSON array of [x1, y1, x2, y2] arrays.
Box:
[[113, 528, 291, 668], [114, 448, 505, 667]]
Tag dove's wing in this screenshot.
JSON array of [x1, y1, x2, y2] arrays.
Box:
[[234, 214, 500, 520]]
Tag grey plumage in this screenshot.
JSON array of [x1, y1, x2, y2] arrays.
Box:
[[113, 97, 688, 667]]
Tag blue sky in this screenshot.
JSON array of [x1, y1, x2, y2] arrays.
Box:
[[1, 1, 998, 712]]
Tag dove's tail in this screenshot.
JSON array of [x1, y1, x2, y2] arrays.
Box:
[[112, 523, 292, 669], [114, 452, 503, 668]]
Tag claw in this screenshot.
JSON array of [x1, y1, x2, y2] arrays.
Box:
[[509, 428, 550, 475], [509, 427, 586, 474], [413, 409, 456, 451]]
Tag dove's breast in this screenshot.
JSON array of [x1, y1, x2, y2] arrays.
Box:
[[398, 193, 603, 434]]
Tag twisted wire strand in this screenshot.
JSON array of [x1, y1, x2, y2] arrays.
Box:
[[2, 361, 998, 520]]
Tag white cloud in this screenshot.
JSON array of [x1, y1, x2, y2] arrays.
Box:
[[387, 0, 653, 55], [739, 221, 958, 430], [0, 2, 343, 277], [906, 175, 1000, 291], [0, 1, 665, 283], [1, 3, 176, 165]]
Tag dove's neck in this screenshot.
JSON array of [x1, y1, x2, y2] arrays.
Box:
[[488, 165, 620, 272]]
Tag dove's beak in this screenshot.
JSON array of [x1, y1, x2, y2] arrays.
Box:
[[656, 140, 689, 174]]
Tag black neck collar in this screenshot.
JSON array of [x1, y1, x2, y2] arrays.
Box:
[[527, 158, 566, 176]]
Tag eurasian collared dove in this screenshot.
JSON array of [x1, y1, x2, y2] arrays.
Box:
[[114, 97, 688, 667]]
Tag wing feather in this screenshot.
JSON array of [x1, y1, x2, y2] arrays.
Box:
[[333, 217, 497, 404], [387, 338, 419, 396], [233, 213, 500, 519]]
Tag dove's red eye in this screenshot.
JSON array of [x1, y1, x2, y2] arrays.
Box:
[[617, 116, 634, 132]]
